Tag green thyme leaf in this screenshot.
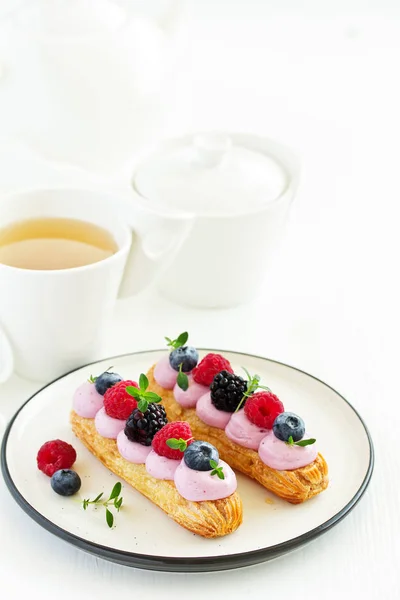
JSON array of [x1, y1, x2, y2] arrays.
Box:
[[109, 482, 122, 500], [294, 438, 316, 447], [177, 371, 189, 391], [177, 364, 189, 391], [165, 332, 189, 350], [137, 399, 148, 413], [143, 391, 162, 403], [106, 509, 114, 528], [92, 492, 103, 503], [114, 497, 123, 511], [176, 332, 189, 347], [210, 460, 225, 480], [139, 373, 149, 391], [126, 386, 140, 398], [287, 436, 294, 445], [88, 375, 97, 383], [166, 437, 187, 451]]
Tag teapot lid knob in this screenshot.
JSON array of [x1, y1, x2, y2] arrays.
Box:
[[193, 133, 232, 168]]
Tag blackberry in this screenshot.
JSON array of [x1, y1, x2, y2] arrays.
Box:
[[210, 370, 248, 412], [124, 404, 168, 446]]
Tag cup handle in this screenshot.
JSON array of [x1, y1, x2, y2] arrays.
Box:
[[0, 323, 14, 383], [118, 203, 194, 298]]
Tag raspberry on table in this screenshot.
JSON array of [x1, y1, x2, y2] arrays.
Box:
[[244, 391, 284, 429], [192, 353, 233, 386], [152, 422, 193, 460], [103, 380, 139, 420], [37, 439, 77, 477]]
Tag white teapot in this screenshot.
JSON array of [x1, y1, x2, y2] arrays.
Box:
[[0, 0, 184, 174]]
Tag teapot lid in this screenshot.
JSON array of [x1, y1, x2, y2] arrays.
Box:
[[133, 133, 289, 216]]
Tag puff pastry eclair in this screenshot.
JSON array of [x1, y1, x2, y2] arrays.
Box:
[[70, 410, 243, 537], [147, 364, 329, 504]]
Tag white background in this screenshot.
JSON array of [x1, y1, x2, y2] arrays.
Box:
[[0, 1, 399, 598]]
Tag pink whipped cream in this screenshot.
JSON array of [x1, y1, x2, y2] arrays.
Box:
[[258, 430, 318, 470], [116, 430, 151, 463], [225, 409, 268, 450], [94, 407, 125, 439], [145, 450, 180, 480], [174, 459, 237, 501], [73, 381, 104, 418], [196, 392, 231, 429], [153, 355, 178, 389], [174, 375, 209, 408]]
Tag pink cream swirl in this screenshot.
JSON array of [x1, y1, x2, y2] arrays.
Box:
[[258, 430, 318, 470], [174, 459, 237, 501], [196, 392, 231, 428], [153, 355, 178, 389], [73, 381, 104, 418], [225, 409, 268, 450], [173, 376, 209, 408]]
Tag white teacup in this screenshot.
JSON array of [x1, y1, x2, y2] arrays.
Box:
[[0, 188, 191, 383]]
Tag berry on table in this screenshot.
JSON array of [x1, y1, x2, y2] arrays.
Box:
[[184, 441, 219, 471], [51, 469, 81, 496], [210, 370, 247, 412], [124, 403, 168, 446], [273, 412, 305, 442], [103, 380, 139, 420], [192, 353, 234, 386], [152, 422, 193, 459], [244, 391, 284, 429], [94, 370, 123, 396], [37, 439, 77, 477]]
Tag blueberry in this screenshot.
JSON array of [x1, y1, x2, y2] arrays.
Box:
[[169, 346, 199, 372], [51, 469, 81, 496], [273, 412, 305, 442], [95, 371, 122, 395], [184, 441, 219, 471]]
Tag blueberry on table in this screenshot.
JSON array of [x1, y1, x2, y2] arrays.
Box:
[[94, 371, 122, 395], [184, 441, 219, 471], [51, 469, 81, 496], [273, 412, 305, 442], [169, 346, 199, 372]]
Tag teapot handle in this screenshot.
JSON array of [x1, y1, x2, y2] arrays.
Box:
[[118, 193, 194, 298]]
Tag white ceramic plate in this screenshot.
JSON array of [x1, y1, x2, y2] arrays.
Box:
[[1, 350, 374, 572]]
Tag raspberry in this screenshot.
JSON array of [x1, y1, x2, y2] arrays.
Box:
[[152, 422, 193, 459], [37, 440, 77, 477], [244, 391, 284, 429], [192, 353, 233, 386], [103, 380, 139, 420]]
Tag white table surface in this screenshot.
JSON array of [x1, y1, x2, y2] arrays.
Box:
[[0, 1, 399, 598]]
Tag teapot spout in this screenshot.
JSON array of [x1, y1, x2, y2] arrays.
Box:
[[118, 195, 194, 298]]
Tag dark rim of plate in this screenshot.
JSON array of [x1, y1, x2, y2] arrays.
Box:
[[1, 349, 374, 573]]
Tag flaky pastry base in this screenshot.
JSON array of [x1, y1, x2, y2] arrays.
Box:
[[147, 366, 329, 504], [70, 410, 243, 538]]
